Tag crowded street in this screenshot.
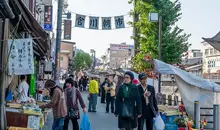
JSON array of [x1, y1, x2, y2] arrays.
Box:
[[1, 0, 220, 130]]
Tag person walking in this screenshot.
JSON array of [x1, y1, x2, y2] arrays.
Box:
[[63, 78, 87, 130], [101, 78, 108, 103], [137, 73, 159, 130], [104, 78, 116, 113], [88, 77, 99, 112], [82, 76, 88, 91], [78, 77, 84, 91], [115, 71, 142, 130], [40, 79, 67, 130]]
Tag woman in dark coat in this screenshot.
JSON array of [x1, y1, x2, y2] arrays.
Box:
[[115, 71, 142, 130]]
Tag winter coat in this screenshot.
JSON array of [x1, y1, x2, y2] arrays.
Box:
[[115, 83, 142, 129]]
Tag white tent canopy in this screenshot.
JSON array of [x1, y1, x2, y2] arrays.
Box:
[[152, 59, 220, 120], [153, 59, 220, 92]]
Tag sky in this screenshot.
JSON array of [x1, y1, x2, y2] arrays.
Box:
[[53, 0, 220, 58]]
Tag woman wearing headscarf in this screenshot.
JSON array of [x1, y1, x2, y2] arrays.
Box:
[[115, 71, 142, 130], [63, 78, 87, 130], [40, 79, 67, 130]]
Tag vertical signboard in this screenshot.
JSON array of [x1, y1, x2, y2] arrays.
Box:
[[44, 6, 53, 31], [8, 38, 34, 75], [63, 20, 72, 40]]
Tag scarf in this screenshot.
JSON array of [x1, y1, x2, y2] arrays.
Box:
[[65, 86, 77, 105], [123, 83, 132, 98]]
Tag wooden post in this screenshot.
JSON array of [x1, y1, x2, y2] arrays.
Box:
[[213, 104, 219, 130], [168, 95, 172, 106], [0, 18, 9, 130], [162, 94, 166, 105], [194, 101, 200, 129], [174, 96, 178, 106]]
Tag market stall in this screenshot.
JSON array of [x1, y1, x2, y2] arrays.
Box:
[[6, 101, 52, 130], [149, 59, 220, 130]]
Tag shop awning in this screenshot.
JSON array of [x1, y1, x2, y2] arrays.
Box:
[[0, 0, 15, 18], [202, 31, 220, 51], [9, 0, 50, 57]]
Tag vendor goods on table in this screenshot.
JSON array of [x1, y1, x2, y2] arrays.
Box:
[[22, 104, 42, 116], [158, 105, 178, 112], [36, 101, 47, 106], [8, 126, 34, 130], [7, 103, 22, 109]]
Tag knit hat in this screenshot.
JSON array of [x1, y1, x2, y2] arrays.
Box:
[[45, 79, 56, 89], [124, 71, 134, 80]]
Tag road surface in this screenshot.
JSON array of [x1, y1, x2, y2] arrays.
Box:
[[42, 92, 118, 130]]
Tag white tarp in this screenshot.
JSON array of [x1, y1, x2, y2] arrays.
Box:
[[175, 76, 214, 119], [153, 59, 220, 121], [154, 59, 220, 92]]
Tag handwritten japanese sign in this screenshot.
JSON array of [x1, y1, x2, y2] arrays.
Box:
[[75, 14, 85, 28], [102, 17, 111, 30], [64, 20, 72, 40], [114, 16, 125, 29], [89, 16, 99, 30], [7, 38, 34, 75]]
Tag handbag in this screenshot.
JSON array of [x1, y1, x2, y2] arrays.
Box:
[[121, 102, 134, 120], [69, 108, 79, 119], [121, 87, 134, 120]]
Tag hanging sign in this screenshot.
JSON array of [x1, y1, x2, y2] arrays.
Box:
[[44, 6, 53, 31], [70, 13, 128, 30], [63, 20, 72, 40], [89, 16, 99, 30], [75, 14, 86, 28], [102, 17, 111, 30], [115, 16, 125, 29], [8, 38, 34, 75]]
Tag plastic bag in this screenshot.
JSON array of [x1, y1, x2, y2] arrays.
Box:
[[80, 113, 92, 130], [153, 114, 165, 130]]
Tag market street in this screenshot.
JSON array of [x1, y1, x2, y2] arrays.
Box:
[[42, 91, 118, 130]]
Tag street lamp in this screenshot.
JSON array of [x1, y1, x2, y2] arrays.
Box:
[[149, 12, 162, 93], [90, 49, 96, 71]]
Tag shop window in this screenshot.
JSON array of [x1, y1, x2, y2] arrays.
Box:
[[214, 49, 218, 54], [205, 49, 209, 55], [210, 48, 214, 55]]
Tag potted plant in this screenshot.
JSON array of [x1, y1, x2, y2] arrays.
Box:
[[174, 117, 187, 130]]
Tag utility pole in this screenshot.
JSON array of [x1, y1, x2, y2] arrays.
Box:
[[54, 0, 63, 80], [158, 16, 162, 93], [0, 18, 8, 130], [93, 51, 96, 71], [133, 0, 139, 55]]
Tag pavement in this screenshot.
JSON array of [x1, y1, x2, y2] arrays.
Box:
[[42, 91, 118, 130]]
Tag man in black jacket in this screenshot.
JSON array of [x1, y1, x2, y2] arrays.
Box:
[[100, 78, 108, 103], [137, 73, 159, 130]]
